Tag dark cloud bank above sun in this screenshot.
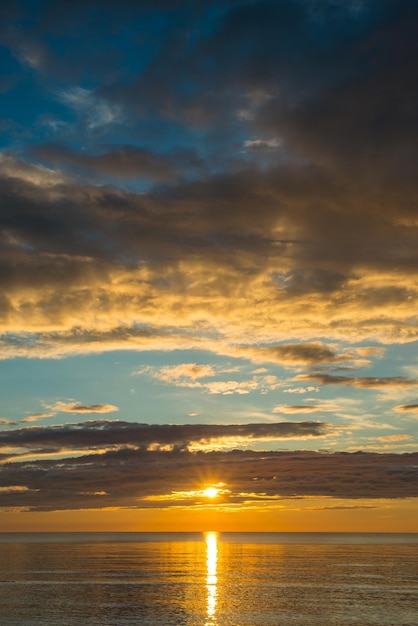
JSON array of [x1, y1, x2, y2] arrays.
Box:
[[0, 0, 417, 354], [1, 420, 418, 511]]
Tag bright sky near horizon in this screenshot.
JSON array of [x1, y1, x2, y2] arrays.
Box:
[[0, 0, 417, 532]]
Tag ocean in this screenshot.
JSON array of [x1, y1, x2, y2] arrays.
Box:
[[0, 533, 417, 625]]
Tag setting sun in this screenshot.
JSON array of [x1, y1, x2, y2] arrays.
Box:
[[203, 487, 219, 499]]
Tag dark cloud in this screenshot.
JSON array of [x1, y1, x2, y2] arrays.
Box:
[[236, 343, 351, 365], [1, 438, 417, 511], [273, 405, 322, 414], [1, 154, 417, 311], [252, 1, 418, 165], [31, 144, 181, 183], [298, 374, 418, 388], [0, 0, 418, 461], [0, 420, 330, 456]]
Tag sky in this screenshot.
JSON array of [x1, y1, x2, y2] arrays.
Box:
[[0, 0, 418, 532]]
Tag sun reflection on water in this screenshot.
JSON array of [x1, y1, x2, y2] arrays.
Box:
[[205, 531, 218, 625]]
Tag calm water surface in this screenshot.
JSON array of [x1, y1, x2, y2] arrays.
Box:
[[0, 533, 417, 625]]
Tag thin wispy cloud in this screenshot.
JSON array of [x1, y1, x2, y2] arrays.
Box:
[[21, 412, 54, 423], [56, 87, 122, 130], [135, 364, 282, 394]]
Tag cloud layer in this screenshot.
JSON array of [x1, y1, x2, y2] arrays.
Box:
[[1, 420, 417, 511], [0, 420, 329, 457], [0, 0, 417, 358]]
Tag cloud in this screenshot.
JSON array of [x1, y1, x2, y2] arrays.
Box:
[[201, 380, 260, 395], [1, 143, 417, 361], [394, 404, 418, 413], [243, 138, 281, 152], [0, 420, 17, 426], [284, 386, 319, 394], [297, 375, 418, 389], [0, 327, 193, 360], [273, 404, 329, 414], [1, 147, 418, 359], [0, 153, 67, 187], [231, 343, 356, 366], [21, 412, 54, 423], [31, 144, 180, 183], [49, 402, 119, 414], [139, 363, 217, 382], [0, 421, 417, 511], [0, 485, 32, 493], [378, 434, 413, 442], [303, 503, 379, 512], [56, 87, 122, 130], [135, 364, 282, 395], [0, 420, 329, 458]]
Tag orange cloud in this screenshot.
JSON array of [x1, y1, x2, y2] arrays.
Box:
[[49, 402, 119, 414], [394, 404, 418, 413]]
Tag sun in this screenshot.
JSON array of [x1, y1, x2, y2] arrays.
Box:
[[203, 487, 219, 499]]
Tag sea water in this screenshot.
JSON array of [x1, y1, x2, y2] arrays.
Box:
[[0, 533, 417, 625]]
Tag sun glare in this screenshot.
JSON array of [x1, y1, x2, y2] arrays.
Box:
[[205, 531, 218, 621], [203, 487, 219, 499]]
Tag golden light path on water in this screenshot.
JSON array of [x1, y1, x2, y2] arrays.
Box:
[[205, 531, 218, 625]]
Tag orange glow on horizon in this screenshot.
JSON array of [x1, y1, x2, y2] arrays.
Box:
[[1, 497, 418, 533]]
